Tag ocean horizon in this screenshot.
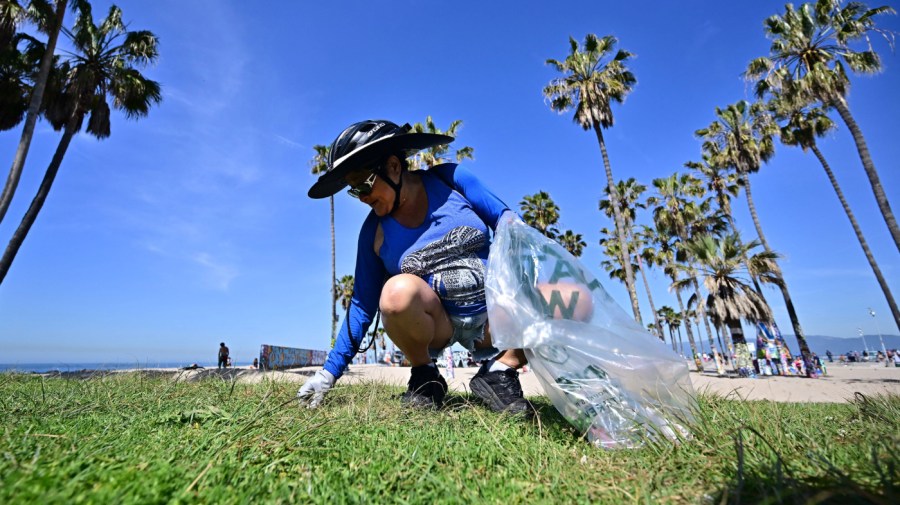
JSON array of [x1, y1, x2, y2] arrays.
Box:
[[0, 362, 248, 373]]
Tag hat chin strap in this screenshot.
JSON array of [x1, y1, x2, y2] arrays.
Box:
[[378, 169, 403, 214]]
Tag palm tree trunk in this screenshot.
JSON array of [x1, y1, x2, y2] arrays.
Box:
[[728, 320, 746, 346], [722, 324, 737, 371], [831, 95, 900, 252], [0, 116, 76, 285], [693, 315, 706, 355], [592, 123, 642, 324], [636, 253, 664, 339], [741, 172, 812, 371], [811, 144, 900, 332], [674, 288, 702, 372], [0, 0, 68, 225], [330, 195, 337, 343], [691, 275, 723, 375]]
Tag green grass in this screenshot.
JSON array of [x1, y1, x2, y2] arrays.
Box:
[[0, 372, 896, 504]]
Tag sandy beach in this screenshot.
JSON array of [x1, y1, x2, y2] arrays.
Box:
[[62, 360, 899, 404]]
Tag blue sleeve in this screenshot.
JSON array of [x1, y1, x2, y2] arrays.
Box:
[[323, 212, 385, 379], [432, 164, 510, 231]]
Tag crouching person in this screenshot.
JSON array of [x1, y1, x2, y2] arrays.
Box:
[[297, 120, 530, 414]]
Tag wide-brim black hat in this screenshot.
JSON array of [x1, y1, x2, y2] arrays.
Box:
[[308, 129, 454, 199]]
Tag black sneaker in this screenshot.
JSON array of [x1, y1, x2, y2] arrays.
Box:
[[470, 362, 533, 416], [401, 364, 448, 409]]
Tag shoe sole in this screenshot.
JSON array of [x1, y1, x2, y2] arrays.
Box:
[[470, 376, 533, 416]]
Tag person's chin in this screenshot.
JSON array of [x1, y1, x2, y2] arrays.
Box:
[[369, 201, 388, 217]]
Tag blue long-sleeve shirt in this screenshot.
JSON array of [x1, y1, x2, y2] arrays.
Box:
[[323, 163, 510, 379]]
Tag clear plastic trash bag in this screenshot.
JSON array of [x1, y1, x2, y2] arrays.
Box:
[[486, 213, 695, 448]]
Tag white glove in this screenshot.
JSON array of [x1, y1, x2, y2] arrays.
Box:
[[297, 369, 335, 409]]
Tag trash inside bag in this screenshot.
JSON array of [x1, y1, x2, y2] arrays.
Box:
[[486, 213, 695, 448]]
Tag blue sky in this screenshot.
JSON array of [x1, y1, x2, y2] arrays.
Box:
[[1, 0, 898, 365]]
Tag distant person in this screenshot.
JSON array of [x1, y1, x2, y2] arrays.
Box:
[[218, 342, 230, 369], [825, 350, 833, 363], [297, 120, 531, 414], [252, 358, 259, 369]]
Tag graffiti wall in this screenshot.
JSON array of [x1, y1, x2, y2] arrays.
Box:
[[259, 345, 327, 370]]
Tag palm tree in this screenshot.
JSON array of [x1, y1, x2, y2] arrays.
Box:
[[0, 0, 70, 225], [557, 229, 586, 257], [772, 99, 899, 331], [544, 33, 642, 324], [695, 100, 814, 368], [648, 174, 719, 373], [409, 116, 474, 170], [0, 30, 42, 130], [746, 0, 899, 251], [682, 234, 778, 355], [656, 305, 675, 347], [600, 178, 664, 338], [635, 227, 670, 342], [0, 2, 160, 285], [685, 155, 741, 235], [669, 309, 685, 355], [686, 154, 769, 304], [334, 274, 355, 348], [653, 230, 707, 373], [310, 144, 337, 343], [520, 191, 561, 240]]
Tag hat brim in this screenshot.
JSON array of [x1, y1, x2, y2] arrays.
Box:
[[308, 132, 454, 199]]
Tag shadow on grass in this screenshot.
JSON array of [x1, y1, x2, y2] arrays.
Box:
[[709, 446, 897, 505], [707, 393, 898, 505]]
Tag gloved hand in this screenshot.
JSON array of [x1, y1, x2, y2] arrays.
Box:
[[297, 369, 335, 409]]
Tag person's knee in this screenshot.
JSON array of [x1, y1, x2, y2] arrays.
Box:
[[380, 274, 426, 316]]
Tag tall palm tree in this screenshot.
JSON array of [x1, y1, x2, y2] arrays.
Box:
[[544, 33, 642, 324], [599, 228, 639, 296], [0, 0, 69, 225], [635, 227, 670, 342], [600, 178, 663, 338], [0, 30, 42, 130], [0, 2, 160, 285], [520, 191, 561, 240], [648, 174, 719, 372], [686, 154, 769, 303], [773, 99, 900, 331], [747, 0, 899, 251], [682, 234, 779, 352], [310, 144, 337, 343], [650, 226, 705, 372], [557, 229, 586, 257], [335, 274, 354, 308], [656, 305, 675, 347], [695, 100, 814, 368], [410, 116, 474, 170], [685, 155, 741, 236], [669, 309, 685, 355], [334, 274, 354, 348]]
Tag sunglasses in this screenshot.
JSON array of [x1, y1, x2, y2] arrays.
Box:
[[347, 171, 378, 198]]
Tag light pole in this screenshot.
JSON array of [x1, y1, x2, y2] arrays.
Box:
[[868, 308, 889, 367], [857, 327, 870, 357]]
